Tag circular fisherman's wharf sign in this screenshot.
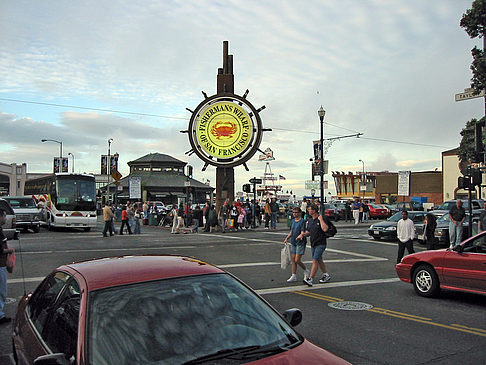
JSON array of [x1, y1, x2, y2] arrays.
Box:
[[188, 94, 264, 167], [196, 101, 253, 159]]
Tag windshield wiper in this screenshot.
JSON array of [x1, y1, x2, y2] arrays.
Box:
[[183, 345, 261, 364]]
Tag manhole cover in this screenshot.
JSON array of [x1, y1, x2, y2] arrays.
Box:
[[6, 297, 17, 305], [328, 301, 373, 311]]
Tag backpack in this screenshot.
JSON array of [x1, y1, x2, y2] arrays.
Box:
[[324, 217, 337, 238]]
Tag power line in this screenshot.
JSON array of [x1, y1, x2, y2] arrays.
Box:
[[0, 97, 187, 120]]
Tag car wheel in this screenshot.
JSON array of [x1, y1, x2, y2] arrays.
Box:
[[33, 225, 40, 233], [413, 264, 440, 297]]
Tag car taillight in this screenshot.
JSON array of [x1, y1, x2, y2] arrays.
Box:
[[12, 217, 16, 228]]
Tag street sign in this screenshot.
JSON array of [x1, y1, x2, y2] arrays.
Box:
[[249, 178, 262, 184], [111, 170, 122, 182], [455, 88, 485, 102]]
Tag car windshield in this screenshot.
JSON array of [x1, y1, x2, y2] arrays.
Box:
[[5, 198, 36, 208], [387, 212, 403, 222], [437, 201, 469, 210], [88, 273, 300, 364]]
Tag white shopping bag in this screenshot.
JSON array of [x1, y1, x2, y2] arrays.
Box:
[[280, 243, 291, 269]]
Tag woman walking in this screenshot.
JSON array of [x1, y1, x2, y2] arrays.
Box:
[[283, 207, 310, 282]]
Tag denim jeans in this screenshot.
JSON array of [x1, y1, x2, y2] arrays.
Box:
[[0, 266, 7, 318], [134, 217, 141, 234], [449, 222, 463, 246], [271, 212, 278, 228]]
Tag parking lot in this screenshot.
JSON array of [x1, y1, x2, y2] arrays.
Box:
[[1, 220, 485, 364]]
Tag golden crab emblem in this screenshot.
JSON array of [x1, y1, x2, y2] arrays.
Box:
[[210, 121, 238, 140]]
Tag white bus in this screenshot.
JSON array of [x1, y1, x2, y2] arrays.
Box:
[[24, 173, 97, 231]]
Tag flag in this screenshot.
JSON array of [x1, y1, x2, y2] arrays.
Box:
[[279, 175, 286, 180]]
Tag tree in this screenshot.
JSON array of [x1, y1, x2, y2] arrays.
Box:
[[458, 117, 486, 165], [460, 0, 486, 93]]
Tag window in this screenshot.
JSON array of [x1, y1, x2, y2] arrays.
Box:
[[28, 271, 71, 334], [42, 279, 81, 362]]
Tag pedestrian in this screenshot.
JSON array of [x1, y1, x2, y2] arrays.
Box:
[[344, 201, 352, 222], [133, 204, 142, 234], [203, 202, 210, 232], [192, 205, 203, 233], [237, 206, 246, 230], [300, 199, 307, 214], [219, 199, 230, 233], [264, 199, 271, 230], [254, 201, 261, 226], [143, 201, 149, 224], [396, 210, 415, 264], [171, 205, 179, 234], [127, 204, 135, 230], [352, 198, 361, 225], [479, 201, 486, 232], [448, 199, 465, 248], [0, 209, 15, 324], [102, 202, 114, 237], [208, 205, 219, 233], [424, 213, 437, 250], [362, 202, 369, 223], [283, 207, 310, 283], [270, 198, 279, 229], [119, 206, 133, 235], [297, 203, 331, 287]]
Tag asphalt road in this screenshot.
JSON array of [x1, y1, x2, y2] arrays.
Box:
[[1, 219, 485, 364]]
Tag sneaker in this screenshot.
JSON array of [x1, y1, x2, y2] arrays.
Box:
[[304, 269, 310, 281], [287, 274, 297, 282], [303, 277, 313, 287], [319, 274, 331, 283]]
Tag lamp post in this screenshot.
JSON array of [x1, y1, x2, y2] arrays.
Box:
[[41, 139, 63, 158], [68, 153, 75, 173], [359, 159, 365, 200], [318, 106, 326, 214], [107, 138, 113, 204]]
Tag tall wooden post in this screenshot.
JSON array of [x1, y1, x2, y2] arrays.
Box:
[[215, 41, 235, 212]]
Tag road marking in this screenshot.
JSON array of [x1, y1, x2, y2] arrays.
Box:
[[292, 289, 486, 338], [256, 278, 400, 295], [12, 245, 196, 255]]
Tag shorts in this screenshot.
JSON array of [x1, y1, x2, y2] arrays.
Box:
[[290, 242, 306, 255], [311, 244, 326, 261]]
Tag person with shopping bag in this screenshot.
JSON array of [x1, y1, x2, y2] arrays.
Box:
[[283, 207, 310, 283], [0, 209, 15, 324]]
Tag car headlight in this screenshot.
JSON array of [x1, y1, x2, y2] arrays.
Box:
[[385, 226, 396, 231]]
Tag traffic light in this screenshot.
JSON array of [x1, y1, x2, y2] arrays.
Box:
[[187, 165, 193, 179], [458, 176, 470, 189], [472, 168, 482, 186], [243, 184, 251, 193]]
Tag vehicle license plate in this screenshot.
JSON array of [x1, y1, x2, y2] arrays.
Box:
[[374, 230, 379, 235]]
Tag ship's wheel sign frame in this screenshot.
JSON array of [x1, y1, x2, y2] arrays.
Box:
[[188, 93, 264, 168]]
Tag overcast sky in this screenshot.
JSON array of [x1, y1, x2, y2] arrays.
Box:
[[0, 0, 484, 198]]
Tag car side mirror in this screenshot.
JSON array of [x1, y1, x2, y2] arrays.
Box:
[[453, 245, 464, 253], [34, 353, 70, 365], [283, 308, 302, 327]]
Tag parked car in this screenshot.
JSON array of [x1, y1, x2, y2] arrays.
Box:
[[333, 203, 347, 220], [396, 201, 423, 211], [323, 203, 339, 221], [368, 211, 427, 241], [3, 196, 41, 233], [368, 204, 389, 219], [12, 255, 350, 365], [396, 230, 486, 297], [431, 199, 484, 219], [0, 197, 17, 240]]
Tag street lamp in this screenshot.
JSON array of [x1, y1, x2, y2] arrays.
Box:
[[41, 139, 63, 158], [359, 159, 365, 200], [107, 138, 114, 204], [318, 106, 326, 213], [68, 152, 75, 173]]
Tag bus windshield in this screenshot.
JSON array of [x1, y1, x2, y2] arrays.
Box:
[[56, 178, 96, 211]]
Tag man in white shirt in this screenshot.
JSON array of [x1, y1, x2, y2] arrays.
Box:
[[396, 210, 415, 264]]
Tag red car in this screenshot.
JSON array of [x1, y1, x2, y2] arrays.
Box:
[[12, 255, 350, 365], [396, 231, 486, 297], [367, 204, 389, 219]]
